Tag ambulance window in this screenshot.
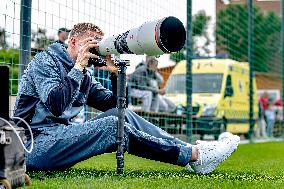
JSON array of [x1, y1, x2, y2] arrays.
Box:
[[225, 75, 234, 97], [166, 74, 186, 94], [226, 75, 232, 86], [192, 74, 223, 93]]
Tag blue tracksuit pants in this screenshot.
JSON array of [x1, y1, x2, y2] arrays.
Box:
[[25, 108, 192, 170]]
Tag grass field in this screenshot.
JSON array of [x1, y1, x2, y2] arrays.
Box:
[[26, 142, 284, 189]]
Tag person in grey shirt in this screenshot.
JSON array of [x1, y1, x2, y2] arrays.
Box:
[[148, 58, 176, 113], [129, 57, 176, 113], [129, 57, 164, 112]]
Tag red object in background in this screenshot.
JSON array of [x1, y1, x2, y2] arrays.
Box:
[[260, 97, 269, 110], [273, 99, 282, 107]]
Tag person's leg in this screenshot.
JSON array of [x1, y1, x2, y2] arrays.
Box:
[[158, 95, 169, 112], [255, 120, 261, 138], [95, 108, 188, 146], [271, 120, 275, 137], [266, 119, 272, 137], [268, 120, 275, 137], [131, 89, 153, 112], [150, 93, 159, 112], [25, 116, 192, 171], [95, 108, 240, 173], [260, 118, 267, 137], [163, 97, 177, 113]]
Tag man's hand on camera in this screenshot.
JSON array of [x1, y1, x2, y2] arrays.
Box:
[[96, 55, 118, 74], [74, 37, 99, 71]]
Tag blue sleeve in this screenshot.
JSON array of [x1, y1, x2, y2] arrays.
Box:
[[31, 52, 83, 116]]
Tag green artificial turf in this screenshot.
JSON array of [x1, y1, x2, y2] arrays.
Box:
[[24, 142, 284, 189]]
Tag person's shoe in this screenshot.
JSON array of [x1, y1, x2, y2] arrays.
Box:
[[189, 134, 240, 174]]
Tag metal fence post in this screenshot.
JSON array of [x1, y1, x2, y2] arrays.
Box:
[[186, 0, 193, 143], [248, 0, 254, 141], [19, 0, 32, 79]]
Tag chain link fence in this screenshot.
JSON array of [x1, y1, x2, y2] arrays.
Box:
[[0, 0, 283, 142]]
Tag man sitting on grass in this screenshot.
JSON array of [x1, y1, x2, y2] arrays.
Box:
[[14, 23, 240, 174]]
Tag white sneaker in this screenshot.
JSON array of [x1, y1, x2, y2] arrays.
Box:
[[188, 134, 240, 174]]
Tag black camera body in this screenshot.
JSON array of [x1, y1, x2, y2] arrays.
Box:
[[88, 37, 107, 67], [88, 47, 107, 67]]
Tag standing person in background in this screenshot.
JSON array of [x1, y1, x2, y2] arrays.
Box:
[[256, 100, 267, 138], [265, 103, 276, 138], [260, 92, 269, 118], [55, 27, 70, 48]]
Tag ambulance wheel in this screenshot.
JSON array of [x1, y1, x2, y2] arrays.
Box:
[[0, 179, 12, 189], [24, 174, 31, 186]]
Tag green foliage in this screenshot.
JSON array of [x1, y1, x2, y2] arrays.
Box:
[[216, 5, 281, 73], [170, 11, 211, 62], [169, 48, 186, 63], [192, 10, 211, 37], [32, 28, 55, 49], [0, 49, 19, 95], [27, 142, 284, 189], [0, 49, 19, 65]]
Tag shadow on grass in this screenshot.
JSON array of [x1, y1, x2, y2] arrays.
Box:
[[28, 168, 284, 182]]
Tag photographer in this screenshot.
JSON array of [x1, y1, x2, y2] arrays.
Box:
[[13, 23, 239, 174]]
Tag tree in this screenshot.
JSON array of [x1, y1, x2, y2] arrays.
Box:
[[31, 28, 55, 49], [170, 11, 211, 62], [216, 5, 281, 73]]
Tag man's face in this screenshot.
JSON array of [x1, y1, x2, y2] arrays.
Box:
[[148, 62, 158, 72], [63, 32, 69, 40], [69, 31, 103, 60], [59, 32, 68, 41]]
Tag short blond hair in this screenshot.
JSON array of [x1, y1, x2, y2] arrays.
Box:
[[69, 23, 104, 38]]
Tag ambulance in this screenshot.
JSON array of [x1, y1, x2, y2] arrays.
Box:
[[165, 58, 258, 138]]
